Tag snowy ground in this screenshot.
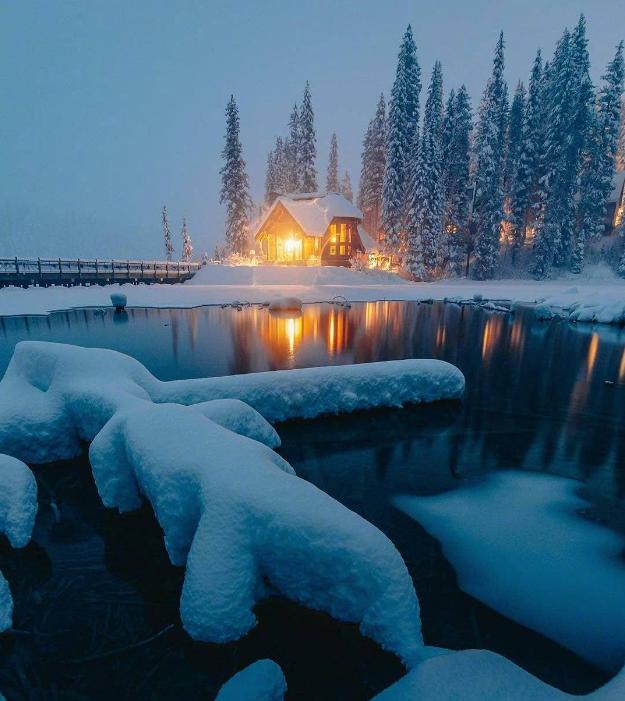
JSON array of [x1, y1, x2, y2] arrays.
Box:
[[0, 264, 623, 321]]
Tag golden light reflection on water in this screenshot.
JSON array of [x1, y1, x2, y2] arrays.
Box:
[[587, 333, 599, 379], [619, 348, 625, 383]]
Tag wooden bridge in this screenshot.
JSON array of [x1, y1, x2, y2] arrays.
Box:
[[0, 257, 202, 288]]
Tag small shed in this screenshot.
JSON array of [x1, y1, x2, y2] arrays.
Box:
[[254, 193, 366, 267]]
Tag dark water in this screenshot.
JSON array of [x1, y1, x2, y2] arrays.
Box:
[[0, 301, 624, 700]]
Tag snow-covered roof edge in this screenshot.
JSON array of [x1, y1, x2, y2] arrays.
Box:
[[253, 193, 363, 239]]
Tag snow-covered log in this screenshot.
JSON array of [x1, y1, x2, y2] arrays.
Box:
[[0, 341, 464, 464], [214, 660, 286, 701], [89, 403, 425, 665]]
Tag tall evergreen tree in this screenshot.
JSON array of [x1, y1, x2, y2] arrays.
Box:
[[180, 215, 193, 262], [617, 98, 625, 170], [219, 95, 252, 256], [340, 171, 353, 202], [162, 206, 174, 261], [531, 30, 578, 277], [573, 41, 625, 273], [358, 93, 386, 234], [381, 25, 421, 255], [273, 136, 287, 195], [505, 82, 526, 199], [299, 82, 318, 192], [510, 50, 543, 260], [264, 150, 277, 205], [326, 132, 340, 192], [405, 61, 444, 278], [286, 104, 301, 192], [472, 33, 509, 280], [441, 85, 473, 273]]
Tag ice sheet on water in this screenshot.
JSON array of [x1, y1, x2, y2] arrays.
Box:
[[393, 471, 625, 671]]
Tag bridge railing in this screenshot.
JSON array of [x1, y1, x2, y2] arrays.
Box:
[[0, 257, 202, 286]]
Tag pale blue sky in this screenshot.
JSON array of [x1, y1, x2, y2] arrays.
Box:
[[1, 0, 623, 257]]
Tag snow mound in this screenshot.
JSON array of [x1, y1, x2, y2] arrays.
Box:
[[214, 660, 286, 701], [0, 342, 463, 662], [0, 342, 464, 463], [0, 454, 36, 633], [186, 264, 410, 287], [534, 302, 555, 320], [539, 288, 625, 324], [267, 296, 303, 311], [0, 572, 12, 633], [370, 649, 625, 701], [0, 454, 38, 548], [89, 402, 424, 663], [393, 471, 625, 671]]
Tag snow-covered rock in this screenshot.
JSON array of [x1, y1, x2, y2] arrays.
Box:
[[393, 471, 625, 671], [267, 296, 303, 311], [0, 572, 12, 633], [0, 342, 465, 464], [0, 454, 37, 548], [193, 399, 281, 449], [534, 302, 555, 320], [214, 660, 286, 701], [89, 402, 425, 664]]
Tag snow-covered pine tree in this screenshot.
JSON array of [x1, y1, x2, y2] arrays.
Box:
[[382, 25, 421, 256], [405, 60, 444, 279], [180, 215, 193, 262], [617, 98, 625, 170], [505, 82, 526, 202], [286, 104, 301, 192], [340, 171, 353, 202], [273, 136, 287, 195], [162, 206, 174, 261], [358, 94, 386, 235], [441, 85, 473, 274], [326, 132, 340, 192], [219, 96, 252, 256], [530, 31, 578, 277], [299, 82, 318, 192], [472, 33, 509, 280], [264, 150, 277, 205], [510, 50, 543, 261], [573, 41, 625, 273]]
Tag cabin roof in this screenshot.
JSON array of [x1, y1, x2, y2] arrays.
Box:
[[357, 225, 380, 253], [254, 192, 363, 238]]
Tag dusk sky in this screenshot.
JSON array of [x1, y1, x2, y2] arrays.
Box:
[[2, 0, 623, 257]]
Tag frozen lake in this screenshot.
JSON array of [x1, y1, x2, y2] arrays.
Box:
[[0, 301, 624, 699]]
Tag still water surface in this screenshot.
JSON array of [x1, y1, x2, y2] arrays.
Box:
[[0, 301, 624, 700]]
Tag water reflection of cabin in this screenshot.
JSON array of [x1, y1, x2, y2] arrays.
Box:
[[254, 192, 368, 267]]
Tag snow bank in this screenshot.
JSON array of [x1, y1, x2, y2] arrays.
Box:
[[0, 341, 463, 663], [0, 342, 464, 463], [393, 471, 625, 671], [539, 288, 625, 324], [370, 649, 625, 701], [214, 660, 286, 701]]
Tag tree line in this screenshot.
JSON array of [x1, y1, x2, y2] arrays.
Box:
[[219, 15, 625, 277]]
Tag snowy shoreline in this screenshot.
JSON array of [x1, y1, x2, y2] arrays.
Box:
[[0, 264, 624, 322]]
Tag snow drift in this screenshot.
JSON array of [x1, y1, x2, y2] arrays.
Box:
[[0, 453, 37, 632], [393, 471, 625, 671], [0, 341, 464, 663]]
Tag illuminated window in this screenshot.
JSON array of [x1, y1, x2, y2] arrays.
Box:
[[314, 238, 320, 253], [340, 244, 346, 256], [330, 245, 336, 255]]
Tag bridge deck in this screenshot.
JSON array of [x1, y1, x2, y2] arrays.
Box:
[[0, 258, 202, 288]]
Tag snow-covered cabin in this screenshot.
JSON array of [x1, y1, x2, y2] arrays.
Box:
[[254, 193, 367, 267]]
